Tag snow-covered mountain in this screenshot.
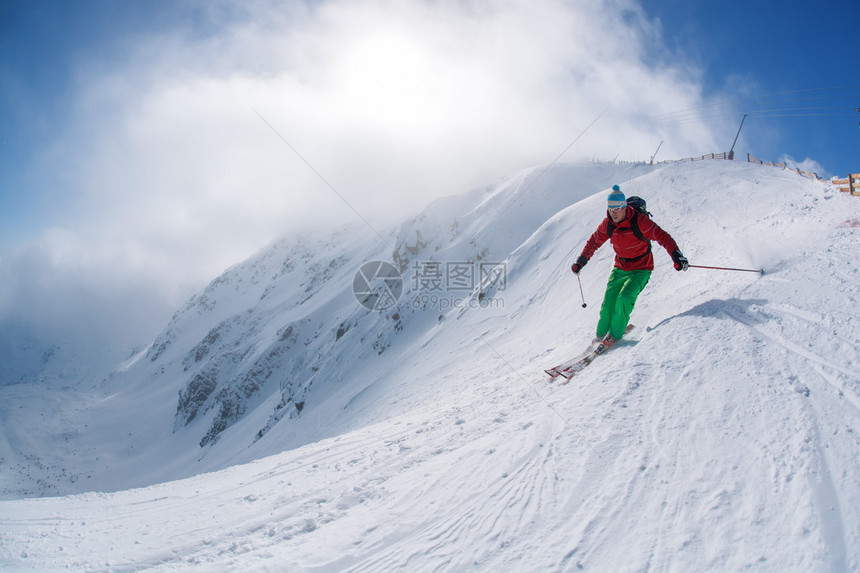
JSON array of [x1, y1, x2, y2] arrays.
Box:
[[2, 160, 859, 571]]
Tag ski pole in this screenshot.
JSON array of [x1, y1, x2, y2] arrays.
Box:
[[576, 275, 587, 308], [688, 264, 763, 274]]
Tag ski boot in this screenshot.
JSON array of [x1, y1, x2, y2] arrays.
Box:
[[593, 334, 617, 356]]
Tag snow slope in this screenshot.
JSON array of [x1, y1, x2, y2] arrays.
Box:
[[0, 161, 647, 496], [1, 160, 859, 571]]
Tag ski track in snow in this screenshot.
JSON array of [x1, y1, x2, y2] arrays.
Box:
[[2, 161, 860, 572]]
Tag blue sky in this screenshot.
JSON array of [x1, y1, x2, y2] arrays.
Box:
[[0, 0, 858, 358], [640, 0, 859, 171]]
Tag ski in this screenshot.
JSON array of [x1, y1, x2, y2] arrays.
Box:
[[544, 341, 600, 378], [556, 352, 601, 381], [546, 325, 635, 381]]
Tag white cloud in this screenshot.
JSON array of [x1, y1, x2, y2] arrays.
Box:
[[2, 0, 734, 363], [780, 155, 828, 178]]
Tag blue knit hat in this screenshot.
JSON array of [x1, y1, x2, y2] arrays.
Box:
[[607, 184, 626, 209]]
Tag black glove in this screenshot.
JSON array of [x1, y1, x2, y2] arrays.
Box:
[[571, 255, 588, 275], [671, 249, 689, 271]]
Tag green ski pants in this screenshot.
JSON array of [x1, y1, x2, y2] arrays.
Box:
[[597, 268, 652, 341]]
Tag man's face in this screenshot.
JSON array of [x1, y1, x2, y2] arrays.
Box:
[[609, 206, 626, 224]]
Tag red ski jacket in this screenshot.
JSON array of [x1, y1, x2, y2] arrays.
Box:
[[580, 207, 679, 272]]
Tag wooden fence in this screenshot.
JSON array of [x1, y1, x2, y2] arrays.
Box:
[[747, 154, 859, 196], [655, 152, 730, 165], [832, 174, 860, 196], [746, 154, 825, 181]]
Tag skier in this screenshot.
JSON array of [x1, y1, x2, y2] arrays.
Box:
[[571, 185, 688, 354]]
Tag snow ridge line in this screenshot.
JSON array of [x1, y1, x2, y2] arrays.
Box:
[[470, 108, 607, 250]]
